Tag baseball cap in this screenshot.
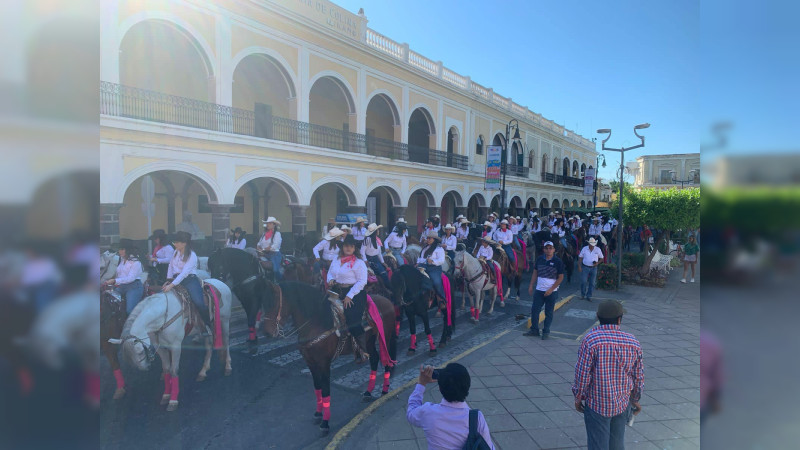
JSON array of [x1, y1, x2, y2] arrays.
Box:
[[543, 241, 554, 247]]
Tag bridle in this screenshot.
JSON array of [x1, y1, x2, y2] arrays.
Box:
[[262, 283, 311, 339], [118, 292, 182, 365]]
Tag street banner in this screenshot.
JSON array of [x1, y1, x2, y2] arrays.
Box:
[[485, 145, 502, 190], [583, 168, 595, 196]]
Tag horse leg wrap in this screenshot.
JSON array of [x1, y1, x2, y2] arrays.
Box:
[[476, 310, 481, 320], [86, 372, 100, 402], [170, 376, 180, 401], [427, 334, 436, 351], [315, 389, 323, 413], [322, 397, 331, 421], [409, 334, 417, 349], [113, 369, 125, 389], [248, 326, 257, 341], [256, 311, 262, 323], [382, 372, 391, 392], [163, 373, 172, 396], [470, 307, 475, 319], [367, 371, 377, 392]]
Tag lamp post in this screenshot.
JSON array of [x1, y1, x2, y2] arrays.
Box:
[[500, 119, 522, 220], [670, 169, 696, 188], [596, 123, 650, 290], [593, 154, 606, 213]]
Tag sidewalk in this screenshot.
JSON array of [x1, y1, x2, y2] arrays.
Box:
[[336, 266, 700, 449]]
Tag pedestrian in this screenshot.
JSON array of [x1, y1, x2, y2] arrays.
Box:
[[572, 300, 644, 450], [578, 237, 604, 302], [681, 234, 699, 283], [407, 363, 495, 449], [525, 241, 564, 340], [639, 224, 652, 253]]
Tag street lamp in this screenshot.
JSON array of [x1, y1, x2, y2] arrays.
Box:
[[596, 123, 650, 290], [593, 154, 607, 213], [500, 119, 522, 219], [670, 169, 696, 188]]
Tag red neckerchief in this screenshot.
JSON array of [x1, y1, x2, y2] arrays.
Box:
[[341, 255, 357, 268], [427, 224, 434, 230], [263, 230, 274, 240], [152, 244, 163, 258]]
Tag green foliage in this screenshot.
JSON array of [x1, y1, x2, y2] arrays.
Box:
[[622, 252, 645, 268], [597, 264, 618, 290], [611, 187, 700, 231], [702, 187, 800, 234]]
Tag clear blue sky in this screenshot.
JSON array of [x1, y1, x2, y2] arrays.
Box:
[[333, 0, 699, 181]]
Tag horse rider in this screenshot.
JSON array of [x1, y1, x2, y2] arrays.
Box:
[[340, 224, 351, 239], [360, 223, 390, 288], [494, 219, 516, 266], [486, 213, 498, 235], [163, 231, 211, 329], [551, 218, 568, 250], [529, 216, 542, 233], [103, 238, 144, 314], [313, 226, 344, 278], [226, 227, 247, 250], [384, 219, 408, 266], [588, 216, 603, 241], [257, 217, 283, 281], [417, 230, 448, 305], [327, 234, 370, 364], [477, 236, 494, 265], [351, 217, 367, 243], [456, 218, 470, 243], [147, 229, 173, 285], [322, 217, 336, 240], [441, 224, 457, 262], [432, 214, 442, 235]]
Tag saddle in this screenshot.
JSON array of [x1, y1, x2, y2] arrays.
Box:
[[326, 291, 372, 362], [171, 283, 223, 335], [478, 259, 498, 286]]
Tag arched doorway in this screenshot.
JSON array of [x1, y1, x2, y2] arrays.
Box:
[[562, 158, 570, 179], [309, 181, 358, 235], [440, 190, 463, 226], [408, 107, 436, 164], [572, 160, 579, 177], [541, 154, 549, 176], [508, 196, 523, 217], [580, 200, 586, 208], [308, 75, 356, 151], [446, 127, 459, 168], [467, 193, 486, 223], [365, 185, 401, 228], [407, 188, 435, 236], [366, 93, 401, 155], [539, 198, 550, 216]]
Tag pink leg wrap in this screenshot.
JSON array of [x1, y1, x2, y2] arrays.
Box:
[[86, 372, 100, 402], [315, 389, 323, 413], [367, 371, 377, 392], [249, 326, 256, 341], [322, 396, 331, 421], [256, 311, 262, 323], [395, 321, 400, 336], [470, 307, 475, 319], [113, 369, 125, 389], [170, 376, 179, 401], [163, 373, 172, 396], [382, 371, 391, 392], [476, 310, 480, 320], [427, 334, 436, 350], [409, 334, 416, 349]]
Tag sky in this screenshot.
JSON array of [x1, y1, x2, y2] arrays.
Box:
[[332, 0, 700, 182]]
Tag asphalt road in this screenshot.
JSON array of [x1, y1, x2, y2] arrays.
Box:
[[100, 269, 600, 449]]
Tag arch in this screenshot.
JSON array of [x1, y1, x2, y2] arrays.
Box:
[[539, 198, 550, 215], [563, 198, 570, 210], [467, 191, 487, 208], [587, 201, 593, 209], [580, 200, 586, 208], [407, 105, 437, 150], [231, 50, 298, 119], [562, 157, 570, 177], [307, 71, 357, 113], [552, 199, 561, 209], [365, 181, 403, 207], [572, 200, 579, 207], [446, 126, 460, 168], [231, 169, 301, 205], [365, 90, 401, 126], [581, 163, 587, 177], [510, 141, 523, 166], [526, 197, 537, 212], [308, 72, 357, 132], [116, 162, 223, 205], [408, 186, 436, 207], [230, 47, 298, 98], [439, 189, 465, 208], [309, 177, 359, 206], [509, 196, 523, 209], [528, 149, 535, 169], [572, 160, 579, 177], [553, 158, 559, 175]]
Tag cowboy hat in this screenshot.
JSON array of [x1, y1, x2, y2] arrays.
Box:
[[488, 212, 495, 218], [444, 223, 456, 230], [323, 227, 344, 240], [434, 214, 440, 219], [231, 226, 244, 234], [395, 221, 408, 230], [365, 223, 383, 236], [423, 230, 441, 241], [500, 219, 509, 225], [456, 214, 465, 220], [355, 217, 366, 224], [173, 230, 192, 243], [588, 237, 598, 245], [459, 218, 470, 225], [532, 212, 538, 216], [117, 238, 138, 252], [516, 216, 521, 220], [149, 229, 168, 241], [340, 224, 351, 231], [396, 218, 407, 224], [483, 221, 492, 227], [262, 216, 281, 226], [482, 236, 495, 245]]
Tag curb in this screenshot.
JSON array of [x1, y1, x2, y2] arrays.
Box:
[[325, 294, 575, 449]]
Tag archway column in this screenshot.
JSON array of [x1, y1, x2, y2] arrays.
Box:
[[290, 205, 309, 238], [210, 204, 236, 251], [100, 203, 124, 250]]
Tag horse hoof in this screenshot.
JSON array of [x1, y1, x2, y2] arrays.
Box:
[[314, 412, 323, 424], [196, 374, 206, 382], [319, 420, 330, 434], [160, 394, 170, 405], [500, 302, 505, 307], [429, 349, 437, 355], [224, 368, 233, 377], [439, 341, 447, 348], [113, 387, 126, 400], [167, 400, 179, 411], [469, 317, 476, 324], [407, 349, 416, 356], [381, 390, 389, 396], [362, 392, 374, 402]]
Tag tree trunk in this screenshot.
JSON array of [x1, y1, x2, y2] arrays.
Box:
[[639, 231, 668, 276]]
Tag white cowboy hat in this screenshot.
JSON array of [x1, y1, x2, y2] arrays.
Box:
[[323, 227, 344, 240], [396, 218, 407, 224], [516, 216, 521, 220], [500, 219, 509, 225], [424, 230, 441, 241], [592, 217, 600, 221], [355, 217, 366, 224], [483, 221, 492, 227], [262, 216, 281, 226], [340, 224, 351, 231], [434, 214, 440, 219], [488, 213, 495, 218], [532, 212, 538, 216], [482, 236, 495, 245], [444, 223, 456, 230], [588, 237, 598, 245], [365, 223, 383, 235], [459, 218, 470, 224]]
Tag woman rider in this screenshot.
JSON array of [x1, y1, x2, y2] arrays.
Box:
[[384, 219, 408, 266], [163, 231, 211, 328], [494, 220, 516, 266], [327, 234, 370, 363], [416, 230, 447, 304], [226, 227, 247, 250], [441, 224, 457, 262], [257, 217, 283, 281], [103, 238, 144, 314], [313, 226, 344, 279], [360, 223, 391, 288], [147, 229, 173, 285]]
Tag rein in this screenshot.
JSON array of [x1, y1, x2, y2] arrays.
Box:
[[119, 292, 181, 365]]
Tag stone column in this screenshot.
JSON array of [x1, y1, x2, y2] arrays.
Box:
[[210, 204, 235, 251], [100, 203, 124, 250], [290, 205, 309, 239]]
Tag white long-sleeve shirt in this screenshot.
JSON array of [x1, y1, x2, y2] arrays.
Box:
[[313, 239, 340, 261], [456, 227, 469, 240], [384, 232, 407, 253], [530, 221, 541, 233], [442, 235, 457, 251], [477, 245, 494, 260], [225, 238, 247, 250], [589, 224, 603, 235], [493, 229, 513, 245], [167, 250, 198, 285], [257, 231, 282, 252], [417, 246, 445, 266], [327, 257, 367, 299], [115, 258, 143, 285], [153, 244, 174, 265], [551, 226, 566, 238], [351, 226, 366, 241], [603, 223, 612, 232], [487, 221, 498, 234], [360, 238, 385, 263]]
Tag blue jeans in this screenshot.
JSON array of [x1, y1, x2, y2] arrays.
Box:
[[531, 289, 558, 333], [580, 265, 597, 299], [502, 244, 516, 265], [420, 264, 446, 301], [367, 255, 391, 287], [180, 275, 207, 322], [115, 279, 144, 314], [584, 404, 629, 450], [390, 248, 405, 266], [268, 251, 283, 281]]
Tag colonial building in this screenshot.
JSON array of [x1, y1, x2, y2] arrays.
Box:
[[100, 0, 597, 250], [627, 153, 700, 191]]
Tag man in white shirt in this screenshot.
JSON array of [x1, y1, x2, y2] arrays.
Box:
[[578, 237, 604, 302]]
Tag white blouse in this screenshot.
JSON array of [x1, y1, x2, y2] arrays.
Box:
[[589, 224, 603, 235], [493, 229, 513, 245], [313, 239, 340, 261], [226, 238, 247, 250], [417, 246, 445, 266], [384, 232, 407, 252], [442, 235, 457, 251], [167, 250, 198, 285], [456, 227, 469, 240], [551, 226, 566, 238], [153, 244, 174, 265], [603, 223, 612, 232], [115, 258, 143, 285], [477, 245, 494, 260], [360, 238, 385, 262], [351, 226, 366, 241], [327, 257, 368, 299], [257, 231, 282, 252]]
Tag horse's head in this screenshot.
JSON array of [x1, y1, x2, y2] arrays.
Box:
[[207, 249, 226, 280], [453, 250, 466, 278]]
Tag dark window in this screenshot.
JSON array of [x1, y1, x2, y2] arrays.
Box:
[[476, 135, 484, 155]]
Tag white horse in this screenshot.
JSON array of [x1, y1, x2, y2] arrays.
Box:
[[110, 278, 232, 411], [453, 250, 499, 323]]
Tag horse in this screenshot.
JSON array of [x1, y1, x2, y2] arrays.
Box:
[[100, 286, 129, 399], [390, 265, 455, 354], [494, 242, 524, 301], [259, 281, 397, 433], [404, 244, 422, 266], [453, 248, 500, 322], [111, 278, 232, 411], [100, 250, 119, 283], [207, 248, 268, 355], [519, 230, 537, 271], [283, 255, 314, 285]]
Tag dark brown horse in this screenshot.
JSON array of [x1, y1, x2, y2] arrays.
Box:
[[260, 281, 397, 433], [100, 286, 128, 400], [390, 265, 455, 355]]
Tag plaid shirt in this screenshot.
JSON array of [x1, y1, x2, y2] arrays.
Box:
[[572, 324, 644, 417]]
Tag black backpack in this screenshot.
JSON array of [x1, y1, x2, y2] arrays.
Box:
[[463, 409, 492, 450]]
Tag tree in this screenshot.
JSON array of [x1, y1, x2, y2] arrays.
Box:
[[611, 187, 700, 275]]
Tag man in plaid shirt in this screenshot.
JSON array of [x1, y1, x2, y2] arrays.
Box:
[[572, 300, 644, 450]]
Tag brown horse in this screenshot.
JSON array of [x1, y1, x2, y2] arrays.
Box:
[[100, 286, 128, 400], [261, 281, 397, 434], [491, 244, 524, 302]]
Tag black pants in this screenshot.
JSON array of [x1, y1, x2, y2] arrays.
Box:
[[338, 287, 367, 337]]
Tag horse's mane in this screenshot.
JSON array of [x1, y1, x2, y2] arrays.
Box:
[[279, 281, 333, 330]]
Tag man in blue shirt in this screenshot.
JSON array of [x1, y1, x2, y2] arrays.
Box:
[[525, 241, 565, 340]]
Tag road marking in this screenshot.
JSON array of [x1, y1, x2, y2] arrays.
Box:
[[564, 309, 597, 319], [325, 294, 573, 449]]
